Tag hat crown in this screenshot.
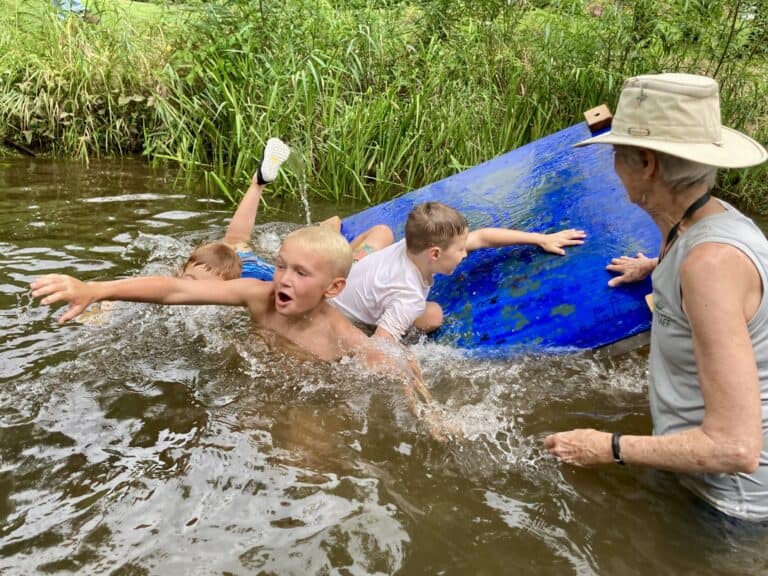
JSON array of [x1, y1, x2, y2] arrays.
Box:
[[613, 73, 723, 145], [574, 72, 767, 169]]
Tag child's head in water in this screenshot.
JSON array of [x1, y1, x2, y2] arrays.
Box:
[[180, 242, 242, 281], [405, 201, 469, 276], [273, 226, 353, 316]]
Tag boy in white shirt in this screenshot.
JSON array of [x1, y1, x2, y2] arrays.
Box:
[[332, 201, 586, 341]]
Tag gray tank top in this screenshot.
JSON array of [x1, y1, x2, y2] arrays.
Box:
[[649, 200, 768, 521]]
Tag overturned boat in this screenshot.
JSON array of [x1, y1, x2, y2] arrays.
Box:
[[244, 116, 660, 356]]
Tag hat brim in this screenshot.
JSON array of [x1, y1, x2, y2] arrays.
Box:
[[575, 126, 767, 169]]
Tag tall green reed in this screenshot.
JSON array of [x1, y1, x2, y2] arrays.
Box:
[[1, 0, 766, 210], [148, 0, 766, 206], [0, 1, 171, 159]]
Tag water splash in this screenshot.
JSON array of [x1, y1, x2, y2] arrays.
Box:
[[283, 149, 312, 225]]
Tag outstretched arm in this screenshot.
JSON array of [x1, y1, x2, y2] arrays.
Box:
[[30, 274, 268, 324], [340, 323, 433, 401], [606, 252, 658, 287], [466, 228, 586, 255]]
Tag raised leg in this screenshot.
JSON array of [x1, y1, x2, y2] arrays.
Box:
[[224, 138, 290, 247]]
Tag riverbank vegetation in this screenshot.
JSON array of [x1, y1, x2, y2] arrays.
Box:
[[1, 0, 767, 211]]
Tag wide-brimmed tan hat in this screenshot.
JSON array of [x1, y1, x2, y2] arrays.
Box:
[[576, 73, 767, 168]]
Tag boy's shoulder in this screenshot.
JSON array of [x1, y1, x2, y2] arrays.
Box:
[[227, 278, 274, 313], [329, 310, 370, 353], [356, 240, 426, 287], [350, 239, 408, 274]]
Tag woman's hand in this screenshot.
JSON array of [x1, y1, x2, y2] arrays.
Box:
[[606, 252, 657, 287], [544, 429, 614, 466]]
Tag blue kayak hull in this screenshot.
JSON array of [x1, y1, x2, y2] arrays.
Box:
[[244, 122, 660, 356]]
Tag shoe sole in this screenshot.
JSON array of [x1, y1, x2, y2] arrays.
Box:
[[261, 138, 291, 182]]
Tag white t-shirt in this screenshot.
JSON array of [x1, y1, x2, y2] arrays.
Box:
[[330, 239, 431, 339]]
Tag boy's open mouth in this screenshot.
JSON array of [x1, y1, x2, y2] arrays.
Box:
[[276, 291, 293, 304]]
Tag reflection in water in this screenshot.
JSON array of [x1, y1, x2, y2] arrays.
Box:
[[2, 158, 767, 574]]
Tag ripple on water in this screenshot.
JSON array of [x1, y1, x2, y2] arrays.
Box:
[[3, 167, 766, 575], [484, 490, 598, 575]]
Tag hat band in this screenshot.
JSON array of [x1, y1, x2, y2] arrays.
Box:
[[613, 120, 722, 145]]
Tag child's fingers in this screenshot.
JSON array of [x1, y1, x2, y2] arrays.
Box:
[[32, 284, 63, 301], [41, 291, 70, 306], [31, 274, 70, 298], [59, 304, 86, 324], [30, 275, 57, 295], [428, 424, 447, 443], [551, 230, 586, 248], [30, 285, 49, 298], [30, 273, 56, 288], [543, 244, 565, 255], [29, 274, 92, 325]]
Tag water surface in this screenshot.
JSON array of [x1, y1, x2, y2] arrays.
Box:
[[1, 158, 766, 574]]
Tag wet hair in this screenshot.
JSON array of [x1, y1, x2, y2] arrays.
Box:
[[181, 242, 242, 280], [405, 201, 468, 253], [282, 226, 353, 278], [614, 145, 718, 192]]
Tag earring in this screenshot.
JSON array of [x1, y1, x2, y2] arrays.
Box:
[[641, 192, 647, 204]]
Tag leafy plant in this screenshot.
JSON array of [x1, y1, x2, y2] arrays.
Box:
[[1, 0, 766, 209]]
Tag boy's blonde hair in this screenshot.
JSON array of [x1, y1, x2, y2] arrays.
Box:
[[182, 242, 242, 280], [283, 226, 353, 277], [405, 201, 468, 253]]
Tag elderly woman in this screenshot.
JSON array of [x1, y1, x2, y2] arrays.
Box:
[[544, 73, 768, 522]]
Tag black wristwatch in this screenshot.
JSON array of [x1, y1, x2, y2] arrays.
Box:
[[612, 432, 626, 465]]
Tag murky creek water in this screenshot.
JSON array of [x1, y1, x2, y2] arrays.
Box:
[[1, 158, 767, 574]]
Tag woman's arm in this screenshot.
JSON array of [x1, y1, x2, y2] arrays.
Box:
[[545, 243, 763, 473], [465, 228, 585, 254]]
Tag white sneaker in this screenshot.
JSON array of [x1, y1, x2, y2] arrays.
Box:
[[259, 138, 290, 183]]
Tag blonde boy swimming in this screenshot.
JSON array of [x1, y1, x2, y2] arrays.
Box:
[[32, 227, 381, 363], [75, 137, 290, 325], [32, 225, 446, 435]]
